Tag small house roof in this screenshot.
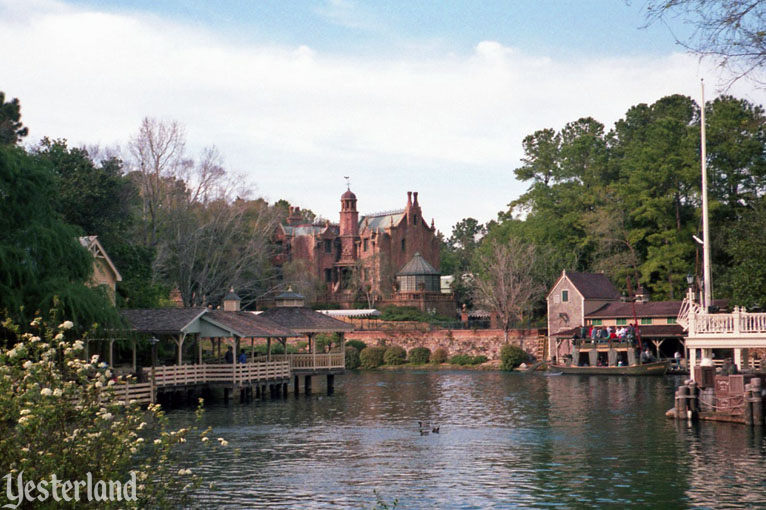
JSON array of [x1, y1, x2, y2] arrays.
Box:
[[79, 235, 122, 282], [397, 252, 439, 276], [550, 271, 620, 300], [258, 307, 355, 334], [223, 288, 241, 301], [587, 301, 683, 319]]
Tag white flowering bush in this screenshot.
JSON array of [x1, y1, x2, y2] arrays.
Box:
[[0, 316, 221, 509]]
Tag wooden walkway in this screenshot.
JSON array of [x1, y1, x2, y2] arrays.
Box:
[[114, 354, 343, 404]]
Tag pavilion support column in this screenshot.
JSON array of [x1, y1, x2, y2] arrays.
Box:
[[308, 333, 316, 370], [198, 335, 203, 365], [267, 338, 272, 362], [734, 348, 747, 371], [174, 334, 187, 366], [132, 340, 137, 372], [232, 338, 238, 386], [652, 340, 664, 359], [108, 339, 115, 367], [689, 349, 698, 380], [702, 348, 713, 362]]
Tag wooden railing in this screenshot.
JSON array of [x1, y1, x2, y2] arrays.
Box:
[[112, 381, 154, 404], [265, 353, 345, 371]]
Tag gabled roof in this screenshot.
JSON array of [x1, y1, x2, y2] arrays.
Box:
[[205, 310, 297, 338], [550, 271, 620, 300], [258, 307, 355, 334], [79, 236, 122, 282], [120, 308, 207, 335], [397, 252, 439, 276], [280, 224, 339, 237], [359, 210, 405, 233], [587, 301, 683, 318]]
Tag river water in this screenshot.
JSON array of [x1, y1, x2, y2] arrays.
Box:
[[168, 370, 766, 509]]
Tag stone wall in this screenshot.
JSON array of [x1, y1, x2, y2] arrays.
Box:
[[345, 326, 543, 360]]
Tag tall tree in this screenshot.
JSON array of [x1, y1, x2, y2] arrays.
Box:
[[644, 0, 766, 87], [0, 92, 28, 146], [473, 239, 544, 344], [0, 145, 119, 330]]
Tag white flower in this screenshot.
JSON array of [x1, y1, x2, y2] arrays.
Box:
[[154, 439, 161, 445], [61, 321, 74, 330], [201, 437, 209, 442], [90, 355, 99, 363], [29, 336, 40, 343], [105, 369, 112, 378], [22, 361, 32, 370], [7, 348, 17, 359], [94, 381, 103, 388], [19, 409, 31, 416], [40, 388, 52, 396], [102, 412, 113, 421], [54, 333, 64, 341], [53, 389, 62, 397], [73, 340, 84, 350]]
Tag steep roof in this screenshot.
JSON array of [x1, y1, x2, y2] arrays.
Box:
[[397, 252, 439, 276], [561, 271, 620, 300], [79, 235, 122, 282], [205, 310, 296, 338], [359, 210, 405, 233], [280, 224, 338, 237], [120, 308, 207, 335], [258, 307, 355, 334]]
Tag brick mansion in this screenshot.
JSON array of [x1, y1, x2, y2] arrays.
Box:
[[273, 188, 454, 316]]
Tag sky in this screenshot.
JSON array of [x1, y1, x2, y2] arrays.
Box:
[[2, 0, 766, 233]]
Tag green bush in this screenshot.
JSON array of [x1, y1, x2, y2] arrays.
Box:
[[383, 345, 407, 365], [346, 339, 367, 352], [472, 355, 488, 364], [315, 333, 339, 352], [345, 345, 361, 369], [431, 347, 448, 364], [408, 347, 431, 365], [249, 343, 297, 356], [448, 354, 489, 366], [359, 346, 386, 369], [500, 344, 528, 371]]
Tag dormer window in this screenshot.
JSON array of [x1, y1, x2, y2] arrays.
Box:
[[562, 290, 569, 302]]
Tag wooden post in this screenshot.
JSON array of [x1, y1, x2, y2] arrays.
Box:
[[745, 383, 754, 425], [198, 335, 203, 365], [752, 378, 763, 426], [267, 337, 272, 362], [108, 339, 115, 368], [677, 385, 689, 420], [132, 340, 137, 372]]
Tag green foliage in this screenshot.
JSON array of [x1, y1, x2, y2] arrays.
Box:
[[431, 347, 448, 364], [345, 345, 361, 369], [383, 345, 406, 365], [408, 346, 431, 365], [0, 145, 121, 330], [500, 344, 528, 371], [346, 339, 367, 352], [249, 342, 297, 356], [359, 346, 386, 369], [379, 305, 450, 322], [0, 91, 28, 145], [448, 354, 488, 366], [315, 333, 339, 352], [0, 315, 223, 508]]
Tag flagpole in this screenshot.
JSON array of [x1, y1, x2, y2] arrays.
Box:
[[701, 79, 712, 310]]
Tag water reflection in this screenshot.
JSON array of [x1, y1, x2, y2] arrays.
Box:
[[166, 371, 766, 509]]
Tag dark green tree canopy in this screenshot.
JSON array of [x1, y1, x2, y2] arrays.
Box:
[[0, 92, 28, 146]]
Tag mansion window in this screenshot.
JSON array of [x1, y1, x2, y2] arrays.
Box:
[[641, 318, 653, 325], [363, 239, 368, 251], [590, 319, 603, 326], [325, 269, 332, 283], [667, 317, 677, 324], [561, 290, 569, 302], [324, 240, 332, 253], [401, 239, 406, 252], [616, 318, 627, 325]]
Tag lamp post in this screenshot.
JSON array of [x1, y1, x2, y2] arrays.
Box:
[[149, 336, 160, 403]]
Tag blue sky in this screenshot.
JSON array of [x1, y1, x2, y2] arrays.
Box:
[[1, 0, 762, 232]]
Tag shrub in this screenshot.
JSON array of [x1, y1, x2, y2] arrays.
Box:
[[0, 315, 217, 508], [408, 347, 431, 365], [345, 345, 361, 369], [472, 355, 488, 364], [359, 346, 386, 369], [448, 354, 473, 365], [346, 339, 367, 352], [500, 344, 528, 371], [383, 345, 407, 365], [431, 347, 448, 364], [315, 333, 338, 352]]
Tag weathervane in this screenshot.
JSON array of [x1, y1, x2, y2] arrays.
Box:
[[344, 176, 350, 190]]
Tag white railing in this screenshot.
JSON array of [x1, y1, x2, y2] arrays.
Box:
[[112, 381, 153, 404], [690, 307, 766, 336]]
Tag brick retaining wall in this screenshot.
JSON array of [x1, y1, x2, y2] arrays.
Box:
[[345, 327, 542, 360]]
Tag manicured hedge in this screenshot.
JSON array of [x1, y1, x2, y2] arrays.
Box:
[[345, 345, 361, 369], [431, 347, 448, 364], [500, 344, 528, 371], [359, 346, 386, 369], [383, 345, 407, 365], [346, 339, 367, 352], [408, 347, 431, 365]]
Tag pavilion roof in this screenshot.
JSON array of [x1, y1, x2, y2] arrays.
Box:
[[258, 307, 355, 334], [205, 310, 297, 338], [120, 308, 207, 335]]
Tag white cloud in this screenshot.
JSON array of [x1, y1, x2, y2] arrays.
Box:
[[1, 0, 765, 231]]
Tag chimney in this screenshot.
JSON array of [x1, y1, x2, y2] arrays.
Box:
[[413, 191, 419, 206], [407, 191, 412, 207]]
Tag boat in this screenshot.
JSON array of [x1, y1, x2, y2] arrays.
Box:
[[549, 360, 670, 376]]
